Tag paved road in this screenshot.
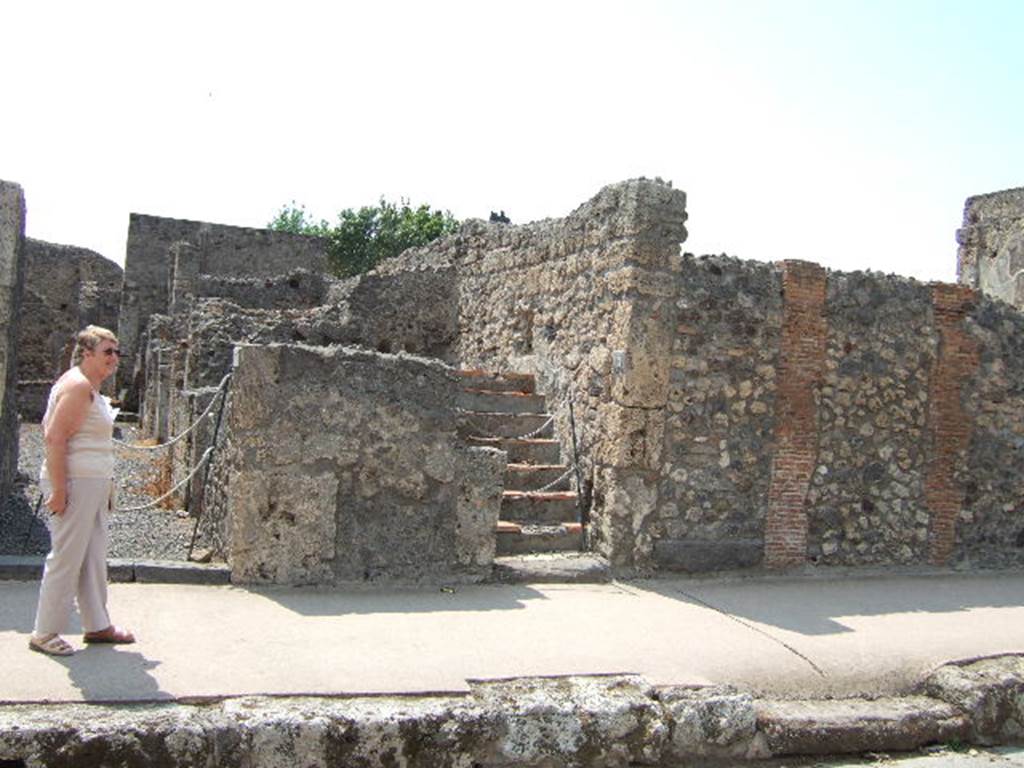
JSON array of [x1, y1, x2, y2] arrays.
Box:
[[1, 571, 1022, 704]]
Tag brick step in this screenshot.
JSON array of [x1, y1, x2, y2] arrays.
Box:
[[496, 522, 584, 555], [458, 369, 535, 394], [457, 411, 552, 440], [490, 553, 611, 584], [466, 437, 562, 465], [504, 463, 573, 492], [457, 389, 548, 415], [501, 491, 578, 525]]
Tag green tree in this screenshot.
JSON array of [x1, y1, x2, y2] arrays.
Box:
[[268, 198, 459, 277], [267, 201, 330, 238]]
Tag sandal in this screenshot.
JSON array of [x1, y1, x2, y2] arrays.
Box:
[[29, 634, 75, 656], [83, 625, 135, 644]]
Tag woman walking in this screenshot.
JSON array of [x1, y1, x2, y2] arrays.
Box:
[[28, 325, 135, 656]]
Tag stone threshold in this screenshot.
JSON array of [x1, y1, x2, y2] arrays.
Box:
[[0, 656, 1020, 767], [0, 556, 230, 585]]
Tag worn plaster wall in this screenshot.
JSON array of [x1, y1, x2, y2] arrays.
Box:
[[0, 181, 26, 503], [17, 239, 122, 419], [215, 344, 501, 585], [118, 213, 329, 407], [957, 187, 1024, 310]]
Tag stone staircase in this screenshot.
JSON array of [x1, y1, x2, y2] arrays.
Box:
[[457, 370, 584, 556]]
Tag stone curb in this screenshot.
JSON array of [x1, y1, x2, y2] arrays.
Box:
[[1, 656, 1020, 767], [0, 556, 230, 585]]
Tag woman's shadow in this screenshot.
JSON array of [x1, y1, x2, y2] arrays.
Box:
[[40, 644, 171, 702]]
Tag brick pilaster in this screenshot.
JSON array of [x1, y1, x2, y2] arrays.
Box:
[[926, 284, 978, 566], [764, 261, 828, 568]]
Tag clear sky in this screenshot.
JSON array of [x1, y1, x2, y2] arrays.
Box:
[[4, 0, 1022, 281]]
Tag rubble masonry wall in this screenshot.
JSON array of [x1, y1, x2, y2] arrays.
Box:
[[381, 179, 1024, 571], [210, 343, 502, 585]]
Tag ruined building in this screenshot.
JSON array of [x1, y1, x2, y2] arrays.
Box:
[[16, 239, 122, 420], [2, 178, 1023, 585], [957, 186, 1024, 311]]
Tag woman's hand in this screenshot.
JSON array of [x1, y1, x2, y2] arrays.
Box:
[[46, 488, 68, 516]]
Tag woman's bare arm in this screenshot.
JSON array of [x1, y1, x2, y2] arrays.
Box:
[[43, 377, 92, 514]]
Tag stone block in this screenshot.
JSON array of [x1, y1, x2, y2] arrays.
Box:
[[455, 446, 505, 569]]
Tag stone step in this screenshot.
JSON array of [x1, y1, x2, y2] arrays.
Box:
[[457, 411, 552, 440], [466, 437, 562, 465], [458, 369, 535, 394], [504, 463, 573, 492], [490, 553, 611, 584], [496, 522, 584, 555], [501, 491, 578, 525], [457, 389, 548, 415]]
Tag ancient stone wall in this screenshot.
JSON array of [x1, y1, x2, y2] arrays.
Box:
[[374, 179, 1024, 573], [806, 272, 936, 566], [653, 255, 782, 572], [388, 179, 689, 569], [212, 344, 501, 584], [17, 239, 122, 419], [118, 214, 329, 407], [959, 295, 1024, 568], [129, 178, 1024, 577], [0, 181, 26, 503], [957, 187, 1024, 309]]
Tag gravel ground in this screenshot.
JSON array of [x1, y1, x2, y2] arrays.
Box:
[[0, 422, 202, 561]]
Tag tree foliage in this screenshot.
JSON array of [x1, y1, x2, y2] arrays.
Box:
[[268, 198, 459, 277]]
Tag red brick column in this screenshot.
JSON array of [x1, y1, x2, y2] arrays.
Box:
[[764, 261, 828, 568], [926, 284, 978, 566]]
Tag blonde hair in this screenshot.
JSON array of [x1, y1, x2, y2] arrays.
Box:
[[71, 325, 118, 365]]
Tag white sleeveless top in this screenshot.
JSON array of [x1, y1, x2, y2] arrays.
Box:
[[40, 382, 117, 480]]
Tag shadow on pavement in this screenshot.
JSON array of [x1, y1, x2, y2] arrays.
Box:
[[241, 581, 551, 616], [630, 572, 1024, 636], [25, 646, 170, 702]]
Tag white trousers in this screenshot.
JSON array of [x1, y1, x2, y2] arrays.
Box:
[[33, 477, 114, 636]]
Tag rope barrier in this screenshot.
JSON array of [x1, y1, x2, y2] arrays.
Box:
[[526, 465, 575, 495], [117, 447, 214, 513], [113, 373, 232, 451], [461, 412, 554, 441]]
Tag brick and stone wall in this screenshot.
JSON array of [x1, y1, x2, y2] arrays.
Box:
[[372, 179, 1024, 573], [0, 180, 26, 503], [118, 213, 329, 407], [17, 239, 122, 419], [207, 343, 502, 585], [957, 187, 1024, 309]]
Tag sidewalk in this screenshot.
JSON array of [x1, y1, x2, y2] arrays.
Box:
[[2, 570, 1022, 704]]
